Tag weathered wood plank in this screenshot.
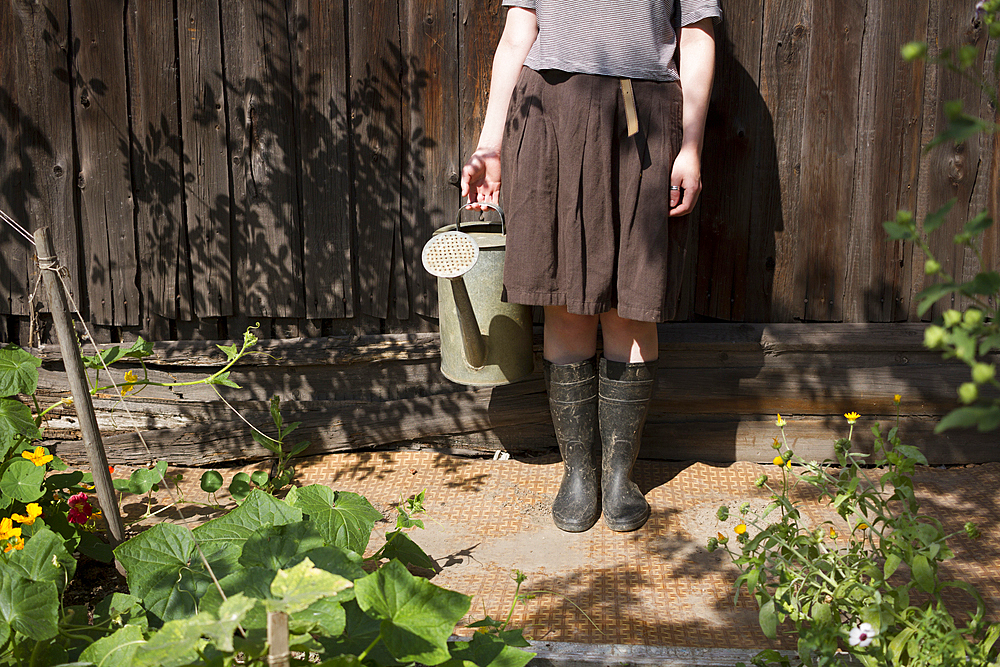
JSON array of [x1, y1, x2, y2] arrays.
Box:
[[291, 0, 353, 319], [71, 0, 140, 326], [843, 0, 928, 322], [3, 1, 77, 316], [796, 0, 865, 322], [402, 0, 460, 319], [916, 0, 987, 320], [457, 0, 503, 190], [221, 0, 305, 318], [178, 0, 233, 318], [760, 0, 813, 322], [694, 2, 763, 321], [127, 1, 185, 325], [349, 0, 403, 319]]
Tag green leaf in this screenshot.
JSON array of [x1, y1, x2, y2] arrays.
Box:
[[381, 530, 437, 570], [208, 371, 240, 388], [265, 558, 353, 615], [0, 458, 46, 503], [133, 614, 211, 667], [114, 522, 221, 624], [93, 592, 148, 630], [216, 343, 239, 362], [888, 627, 916, 663], [192, 489, 303, 569], [924, 199, 956, 234], [291, 597, 347, 637], [250, 470, 269, 487], [963, 209, 994, 235], [936, 406, 990, 432], [203, 593, 257, 653], [229, 472, 252, 501], [0, 345, 41, 397], [0, 573, 59, 640], [240, 521, 327, 572], [915, 281, 958, 316], [269, 395, 284, 432], [446, 632, 535, 667], [123, 337, 154, 359], [883, 219, 916, 241], [893, 444, 928, 466], [79, 623, 144, 667], [911, 554, 935, 593], [200, 470, 224, 493], [0, 398, 42, 455], [285, 486, 382, 555], [355, 560, 471, 665], [198, 567, 274, 631], [5, 528, 76, 594], [758, 598, 777, 640], [78, 531, 115, 563], [927, 111, 993, 149], [961, 271, 1000, 296], [884, 553, 902, 579], [252, 429, 281, 454]]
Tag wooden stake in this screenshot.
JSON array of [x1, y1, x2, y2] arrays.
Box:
[[267, 611, 290, 667], [33, 228, 125, 548]]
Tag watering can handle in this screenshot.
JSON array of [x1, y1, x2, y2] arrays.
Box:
[[456, 202, 506, 235]]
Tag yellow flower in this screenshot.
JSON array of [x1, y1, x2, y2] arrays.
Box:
[[121, 369, 140, 396], [844, 411, 860, 424], [734, 523, 747, 535], [0, 518, 22, 541], [893, 394, 901, 404], [829, 527, 837, 539], [11, 503, 42, 525], [856, 522, 869, 531], [772, 456, 791, 469], [21, 446, 53, 467], [3, 536, 24, 553], [775, 414, 786, 427]]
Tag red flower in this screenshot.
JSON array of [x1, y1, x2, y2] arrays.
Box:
[[67, 493, 93, 524]]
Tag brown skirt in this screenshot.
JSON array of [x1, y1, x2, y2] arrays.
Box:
[[501, 67, 685, 323]]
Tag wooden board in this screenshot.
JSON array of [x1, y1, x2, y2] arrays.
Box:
[[402, 0, 461, 319], [221, 0, 305, 318], [35, 324, 1000, 467], [127, 1, 185, 324], [291, 0, 354, 319], [348, 0, 403, 319], [3, 0, 78, 317], [178, 0, 233, 319], [70, 0, 140, 326]]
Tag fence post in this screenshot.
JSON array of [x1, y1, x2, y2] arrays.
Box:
[[33, 227, 126, 548], [267, 611, 290, 667]]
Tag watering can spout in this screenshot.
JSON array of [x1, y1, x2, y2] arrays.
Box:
[[421, 229, 488, 369]]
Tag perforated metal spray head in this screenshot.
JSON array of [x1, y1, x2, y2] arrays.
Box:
[[421, 230, 480, 279]]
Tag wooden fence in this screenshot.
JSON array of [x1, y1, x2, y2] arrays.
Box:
[[0, 0, 995, 344]]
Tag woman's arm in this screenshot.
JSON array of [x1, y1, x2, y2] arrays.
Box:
[[669, 17, 715, 217], [460, 7, 538, 208]]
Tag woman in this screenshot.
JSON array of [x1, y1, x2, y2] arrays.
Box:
[[461, 1, 719, 532]]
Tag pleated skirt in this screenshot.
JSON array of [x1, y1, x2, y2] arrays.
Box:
[[500, 66, 685, 323]]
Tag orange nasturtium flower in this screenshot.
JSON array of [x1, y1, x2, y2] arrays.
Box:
[[11, 503, 42, 525], [844, 411, 861, 424], [0, 518, 22, 541], [3, 536, 24, 553], [21, 446, 53, 467]]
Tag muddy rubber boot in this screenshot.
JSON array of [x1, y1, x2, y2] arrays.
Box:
[[545, 357, 600, 533], [599, 357, 656, 532]]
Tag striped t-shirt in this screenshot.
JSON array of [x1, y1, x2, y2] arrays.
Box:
[[501, 0, 722, 82]]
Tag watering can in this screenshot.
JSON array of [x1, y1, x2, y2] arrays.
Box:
[[421, 203, 534, 386]]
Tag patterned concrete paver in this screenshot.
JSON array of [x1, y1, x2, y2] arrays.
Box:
[[115, 453, 1000, 651]]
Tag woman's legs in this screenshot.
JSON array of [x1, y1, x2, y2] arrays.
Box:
[[544, 306, 601, 532], [597, 310, 658, 531]]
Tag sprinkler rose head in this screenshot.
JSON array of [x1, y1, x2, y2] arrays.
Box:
[[421, 231, 479, 279]]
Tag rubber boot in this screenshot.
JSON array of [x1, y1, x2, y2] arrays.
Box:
[[599, 357, 656, 532], [545, 357, 601, 533]]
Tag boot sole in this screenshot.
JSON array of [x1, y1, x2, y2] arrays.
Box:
[[603, 505, 650, 532], [553, 512, 600, 533]]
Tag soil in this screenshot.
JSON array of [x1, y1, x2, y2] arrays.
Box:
[[63, 553, 129, 609]]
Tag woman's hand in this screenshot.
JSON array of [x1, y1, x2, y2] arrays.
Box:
[[669, 146, 702, 216], [461, 147, 502, 209]]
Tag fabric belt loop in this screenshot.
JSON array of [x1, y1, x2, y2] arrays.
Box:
[[620, 78, 639, 137]]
